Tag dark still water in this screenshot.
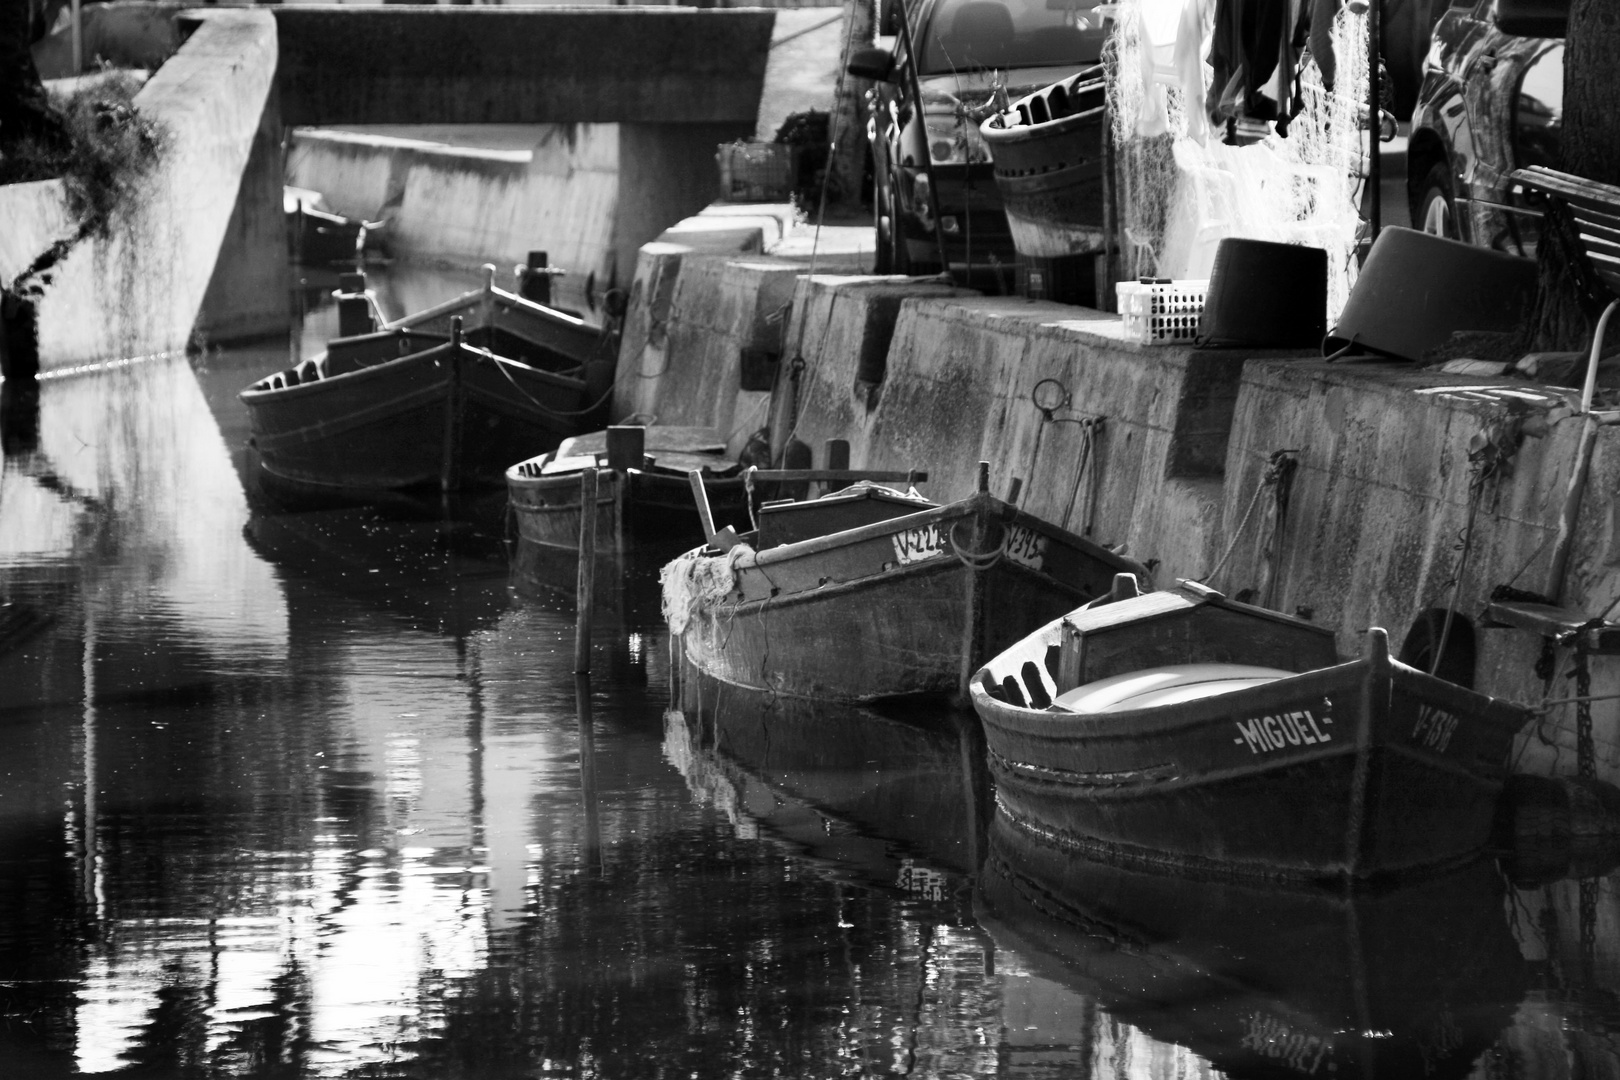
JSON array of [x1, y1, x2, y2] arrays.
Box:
[[1, 266, 1618, 1079]]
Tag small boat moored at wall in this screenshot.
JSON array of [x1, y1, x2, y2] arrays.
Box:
[[662, 462, 1145, 705], [971, 575, 1533, 884], [507, 425, 751, 561], [242, 267, 615, 494], [285, 185, 381, 266]]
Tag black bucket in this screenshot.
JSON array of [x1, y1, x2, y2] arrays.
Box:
[[1196, 238, 1326, 349], [1323, 227, 1538, 362]]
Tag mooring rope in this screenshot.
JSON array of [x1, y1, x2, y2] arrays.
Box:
[[949, 517, 1006, 570], [1197, 450, 1296, 589], [1429, 462, 1490, 676]]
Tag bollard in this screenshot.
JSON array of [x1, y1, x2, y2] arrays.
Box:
[[605, 425, 646, 472], [521, 250, 555, 306], [575, 468, 599, 673], [337, 295, 374, 338]]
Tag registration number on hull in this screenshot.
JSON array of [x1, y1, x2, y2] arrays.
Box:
[[891, 521, 1047, 570]]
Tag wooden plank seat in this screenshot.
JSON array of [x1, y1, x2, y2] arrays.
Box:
[[1512, 166, 1620, 297]]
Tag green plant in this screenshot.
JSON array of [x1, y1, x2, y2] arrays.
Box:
[[0, 69, 165, 237]]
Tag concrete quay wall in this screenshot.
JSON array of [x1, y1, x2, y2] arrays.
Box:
[[615, 206, 1620, 780], [287, 121, 740, 293]]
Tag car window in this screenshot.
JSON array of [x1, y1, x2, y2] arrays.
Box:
[[917, 0, 1108, 75], [1514, 43, 1562, 171]]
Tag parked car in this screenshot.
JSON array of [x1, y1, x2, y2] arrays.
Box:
[[1406, 0, 1564, 257], [848, 0, 1111, 286]]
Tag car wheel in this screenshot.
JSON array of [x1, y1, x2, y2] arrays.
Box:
[[1415, 163, 1458, 240], [872, 179, 895, 275], [885, 183, 913, 275]]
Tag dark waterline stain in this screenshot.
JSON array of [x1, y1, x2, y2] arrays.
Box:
[[0, 264, 1611, 1079]]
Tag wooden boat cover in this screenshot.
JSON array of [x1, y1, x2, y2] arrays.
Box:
[[559, 426, 726, 458], [1053, 663, 1293, 714]]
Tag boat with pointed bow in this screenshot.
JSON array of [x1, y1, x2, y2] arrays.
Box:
[[241, 267, 615, 493], [970, 575, 1532, 883], [663, 463, 1144, 705]]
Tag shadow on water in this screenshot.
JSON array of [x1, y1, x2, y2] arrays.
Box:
[[10, 258, 1620, 1077]]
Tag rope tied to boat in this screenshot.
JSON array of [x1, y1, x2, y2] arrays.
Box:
[[1196, 449, 1297, 589]]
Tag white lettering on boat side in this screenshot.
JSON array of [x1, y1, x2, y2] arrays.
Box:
[[892, 524, 948, 565], [1003, 524, 1047, 571], [1234, 706, 1333, 755], [1239, 1011, 1335, 1074], [1410, 703, 1459, 754]]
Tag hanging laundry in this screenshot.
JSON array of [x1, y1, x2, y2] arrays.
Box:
[[1205, 0, 1307, 138]]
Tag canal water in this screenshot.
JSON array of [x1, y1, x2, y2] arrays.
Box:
[[1, 264, 1618, 1078]]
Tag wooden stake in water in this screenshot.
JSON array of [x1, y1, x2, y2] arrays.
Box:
[[575, 671, 603, 874], [575, 468, 599, 673]]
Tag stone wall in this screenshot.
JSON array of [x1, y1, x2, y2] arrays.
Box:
[[270, 7, 775, 127], [614, 205, 1620, 781], [286, 121, 747, 296]]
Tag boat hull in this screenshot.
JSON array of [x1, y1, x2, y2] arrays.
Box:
[[244, 343, 586, 492], [670, 495, 1140, 703], [507, 468, 750, 557], [976, 640, 1529, 883]]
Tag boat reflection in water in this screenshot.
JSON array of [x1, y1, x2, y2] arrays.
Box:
[[666, 667, 991, 889], [978, 811, 1528, 1079]]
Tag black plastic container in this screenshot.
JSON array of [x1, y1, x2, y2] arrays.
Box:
[[1197, 238, 1327, 349]]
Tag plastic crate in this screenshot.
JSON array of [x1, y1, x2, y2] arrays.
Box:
[[716, 142, 801, 203], [1115, 278, 1210, 345]]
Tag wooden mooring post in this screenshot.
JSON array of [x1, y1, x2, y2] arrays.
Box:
[[575, 468, 599, 673], [576, 671, 603, 874]]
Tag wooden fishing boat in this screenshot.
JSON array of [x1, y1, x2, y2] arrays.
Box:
[[978, 814, 1524, 1079], [662, 463, 1144, 704], [980, 66, 1107, 302], [242, 267, 615, 493], [285, 186, 380, 266], [506, 426, 751, 560], [971, 575, 1533, 884]]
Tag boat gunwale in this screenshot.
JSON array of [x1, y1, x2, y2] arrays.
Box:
[[972, 656, 1370, 740], [506, 462, 747, 494], [736, 492, 1140, 575], [683, 541, 1091, 623], [241, 340, 588, 404]]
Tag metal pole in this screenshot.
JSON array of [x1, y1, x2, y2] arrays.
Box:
[[71, 0, 82, 76], [1366, 0, 1381, 246], [575, 468, 598, 673]]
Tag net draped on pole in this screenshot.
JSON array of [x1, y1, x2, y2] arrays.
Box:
[[1105, 0, 1370, 322]]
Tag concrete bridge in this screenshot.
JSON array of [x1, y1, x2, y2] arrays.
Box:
[[7, 3, 777, 370]]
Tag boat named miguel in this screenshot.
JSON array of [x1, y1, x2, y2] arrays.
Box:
[[970, 574, 1532, 883]]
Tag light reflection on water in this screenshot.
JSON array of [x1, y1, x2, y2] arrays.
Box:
[[1, 265, 1618, 1078]]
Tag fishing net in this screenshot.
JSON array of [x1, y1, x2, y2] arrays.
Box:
[[1107, 0, 1369, 321], [659, 543, 754, 634]]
